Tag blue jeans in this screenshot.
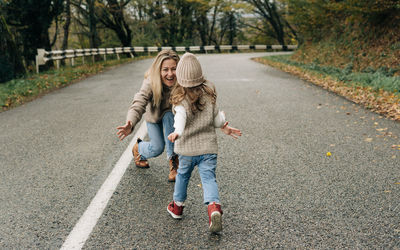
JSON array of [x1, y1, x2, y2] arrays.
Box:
[[173, 154, 220, 205], [138, 111, 175, 160]]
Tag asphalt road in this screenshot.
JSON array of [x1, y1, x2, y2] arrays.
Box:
[[0, 52, 399, 249]]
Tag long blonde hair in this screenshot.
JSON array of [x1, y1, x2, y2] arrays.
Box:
[[170, 83, 217, 114], [144, 50, 180, 107]]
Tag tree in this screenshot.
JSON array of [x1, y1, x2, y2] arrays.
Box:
[[144, 0, 195, 45], [72, 0, 101, 48], [2, 0, 64, 68], [95, 0, 133, 47], [242, 0, 295, 46], [219, 9, 238, 45]]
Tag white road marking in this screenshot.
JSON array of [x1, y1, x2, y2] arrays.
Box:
[[61, 122, 147, 250]]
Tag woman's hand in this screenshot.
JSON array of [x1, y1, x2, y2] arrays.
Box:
[[116, 121, 133, 141], [168, 132, 179, 142], [221, 121, 242, 139]]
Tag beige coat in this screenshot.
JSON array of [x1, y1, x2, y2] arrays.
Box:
[[126, 78, 173, 129]]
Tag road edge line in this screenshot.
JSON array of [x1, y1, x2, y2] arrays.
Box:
[[60, 122, 147, 250]]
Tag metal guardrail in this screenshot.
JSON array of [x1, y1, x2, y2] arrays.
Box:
[[35, 44, 298, 73]]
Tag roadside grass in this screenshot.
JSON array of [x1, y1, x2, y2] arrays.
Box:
[[0, 57, 143, 112], [267, 54, 400, 93], [254, 55, 400, 121]]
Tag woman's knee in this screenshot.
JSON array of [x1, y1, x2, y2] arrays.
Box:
[[149, 141, 165, 156]]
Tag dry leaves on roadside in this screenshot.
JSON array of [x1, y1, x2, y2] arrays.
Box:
[[254, 58, 400, 121]]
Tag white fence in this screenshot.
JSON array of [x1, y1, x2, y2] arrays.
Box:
[[35, 44, 298, 73]]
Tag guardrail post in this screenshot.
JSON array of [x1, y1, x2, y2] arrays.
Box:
[[36, 49, 46, 73]]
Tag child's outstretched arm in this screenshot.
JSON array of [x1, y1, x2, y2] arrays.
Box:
[[168, 105, 186, 143], [214, 110, 241, 139], [168, 132, 179, 143], [221, 121, 242, 139]]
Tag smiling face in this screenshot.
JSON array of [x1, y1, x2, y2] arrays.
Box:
[[160, 59, 177, 87]]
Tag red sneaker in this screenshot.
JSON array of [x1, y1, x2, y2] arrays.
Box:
[[208, 202, 223, 233], [167, 201, 184, 219]]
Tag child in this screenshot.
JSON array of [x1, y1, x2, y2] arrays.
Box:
[[166, 52, 241, 233]]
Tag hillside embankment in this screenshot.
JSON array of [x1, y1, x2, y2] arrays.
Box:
[[256, 23, 400, 121]]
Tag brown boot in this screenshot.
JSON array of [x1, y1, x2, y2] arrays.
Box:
[[168, 155, 179, 182], [132, 139, 149, 168]]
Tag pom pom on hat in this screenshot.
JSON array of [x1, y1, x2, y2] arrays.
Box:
[[176, 52, 205, 87]]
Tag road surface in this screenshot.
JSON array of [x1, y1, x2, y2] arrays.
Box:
[[0, 52, 399, 248]]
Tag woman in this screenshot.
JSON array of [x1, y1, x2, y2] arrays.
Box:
[[117, 50, 180, 182]]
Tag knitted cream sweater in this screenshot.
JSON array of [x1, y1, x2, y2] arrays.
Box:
[[173, 82, 223, 156]]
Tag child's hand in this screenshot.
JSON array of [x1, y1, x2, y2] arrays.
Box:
[[116, 121, 133, 141], [168, 132, 179, 142], [221, 121, 242, 139]]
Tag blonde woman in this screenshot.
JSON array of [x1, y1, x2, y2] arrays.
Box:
[[117, 50, 180, 182]]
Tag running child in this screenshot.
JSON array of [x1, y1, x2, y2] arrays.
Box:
[[166, 52, 241, 233]]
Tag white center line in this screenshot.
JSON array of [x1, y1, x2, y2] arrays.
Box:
[[61, 122, 147, 250]]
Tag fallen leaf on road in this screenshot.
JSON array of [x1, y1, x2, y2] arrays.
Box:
[[197, 184, 202, 188], [384, 190, 391, 193], [376, 128, 388, 132], [365, 138, 373, 142], [326, 152, 332, 157]]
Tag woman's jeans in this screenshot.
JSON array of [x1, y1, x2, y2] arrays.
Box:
[[138, 111, 175, 160], [173, 154, 220, 205]]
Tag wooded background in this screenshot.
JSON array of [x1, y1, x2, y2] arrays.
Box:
[[1, 0, 399, 82]]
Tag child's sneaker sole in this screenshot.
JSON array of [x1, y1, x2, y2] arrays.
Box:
[[209, 211, 222, 233], [167, 207, 182, 219]]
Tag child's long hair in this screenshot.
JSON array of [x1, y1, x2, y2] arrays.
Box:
[[170, 83, 217, 114], [145, 50, 179, 107]]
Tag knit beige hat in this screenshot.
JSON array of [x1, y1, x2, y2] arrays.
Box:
[[176, 52, 205, 88]]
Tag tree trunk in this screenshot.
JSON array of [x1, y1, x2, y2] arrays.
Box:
[[61, 0, 71, 65], [62, 0, 71, 50], [88, 0, 99, 48], [0, 15, 25, 82]]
